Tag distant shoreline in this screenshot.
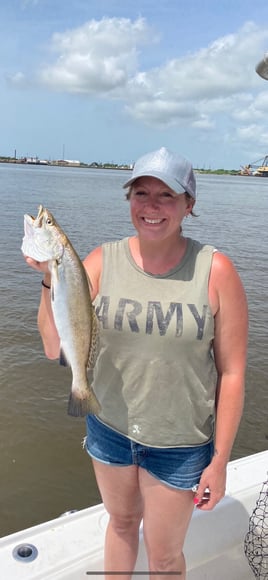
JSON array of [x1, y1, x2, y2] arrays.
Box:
[[0, 157, 131, 170], [0, 157, 240, 175]]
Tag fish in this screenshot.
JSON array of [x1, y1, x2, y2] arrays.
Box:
[[21, 205, 101, 417]]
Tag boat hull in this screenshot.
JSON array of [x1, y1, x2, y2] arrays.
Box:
[[0, 450, 267, 579], [254, 169, 268, 176]]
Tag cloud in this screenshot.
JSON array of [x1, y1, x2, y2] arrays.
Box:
[[192, 115, 215, 130], [6, 17, 268, 138], [39, 17, 157, 95], [236, 124, 268, 147], [124, 21, 268, 126], [6, 72, 27, 87], [125, 99, 199, 127]]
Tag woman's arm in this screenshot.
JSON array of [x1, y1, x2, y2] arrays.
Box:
[[83, 245, 102, 301], [24, 257, 60, 359], [195, 251, 248, 510]]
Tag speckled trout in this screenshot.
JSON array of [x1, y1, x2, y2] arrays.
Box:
[[21, 205, 101, 417]]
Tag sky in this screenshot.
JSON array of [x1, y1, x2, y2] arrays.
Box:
[[1, 0, 268, 169]]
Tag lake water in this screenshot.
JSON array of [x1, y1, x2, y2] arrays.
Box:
[[0, 163, 267, 537]]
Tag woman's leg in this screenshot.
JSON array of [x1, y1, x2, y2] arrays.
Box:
[[92, 459, 143, 580], [139, 467, 194, 580]]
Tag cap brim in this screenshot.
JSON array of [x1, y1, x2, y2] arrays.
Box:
[[122, 170, 186, 195]]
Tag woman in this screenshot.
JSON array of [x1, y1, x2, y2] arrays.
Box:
[[25, 147, 248, 579]]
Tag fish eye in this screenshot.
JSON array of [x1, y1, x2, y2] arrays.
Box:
[[46, 218, 53, 225]]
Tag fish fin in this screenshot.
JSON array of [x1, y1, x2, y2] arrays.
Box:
[[85, 271, 93, 293], [50, 260, 59, 301], [59, 348, 70, 367], [87, 307, 100, 369], [51, 260, 59, 281], [67, 386, 101, 417]]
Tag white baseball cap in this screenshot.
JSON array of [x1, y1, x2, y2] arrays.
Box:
[[123, 147, 196, 200]]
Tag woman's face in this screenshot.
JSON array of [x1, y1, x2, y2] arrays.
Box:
[[129, 176, 194, 242]]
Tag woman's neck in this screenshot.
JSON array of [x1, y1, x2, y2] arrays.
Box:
[[128, 235, 188, 275]]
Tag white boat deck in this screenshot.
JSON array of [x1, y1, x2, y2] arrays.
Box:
[[0, 450, 267, 579]]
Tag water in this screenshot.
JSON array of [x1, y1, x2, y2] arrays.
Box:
[[0, 164, 267, 537]]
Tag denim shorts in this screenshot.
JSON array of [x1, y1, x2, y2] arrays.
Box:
[[85, 415, 214, 490]]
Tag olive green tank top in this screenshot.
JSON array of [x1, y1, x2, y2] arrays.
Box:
[[92, 237, 217, 447]]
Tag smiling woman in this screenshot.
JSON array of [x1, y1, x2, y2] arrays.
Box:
[[123, 148, 196, 272], [24, 146, 248, 579], [127, 178, 193, 272]]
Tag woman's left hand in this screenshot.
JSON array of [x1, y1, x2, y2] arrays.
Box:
[[193, 462, 227, 510]]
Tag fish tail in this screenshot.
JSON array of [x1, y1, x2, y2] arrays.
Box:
[[67, 387, 101, 417]]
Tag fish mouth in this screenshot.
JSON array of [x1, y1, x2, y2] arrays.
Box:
[[24, 214, 35, 225], [22, 204, 64, 263], [37, 204, 44, 219], [35, 204, 45, 228], [24, 205, 45, 228]]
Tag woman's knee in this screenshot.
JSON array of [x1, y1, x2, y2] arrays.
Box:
[[108, 511, 143, 536]]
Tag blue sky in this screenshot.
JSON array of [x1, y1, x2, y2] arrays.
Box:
[[1, 0, 268, 169]]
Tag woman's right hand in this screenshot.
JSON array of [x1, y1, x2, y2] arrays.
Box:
[[23, 256, 50, 275]]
